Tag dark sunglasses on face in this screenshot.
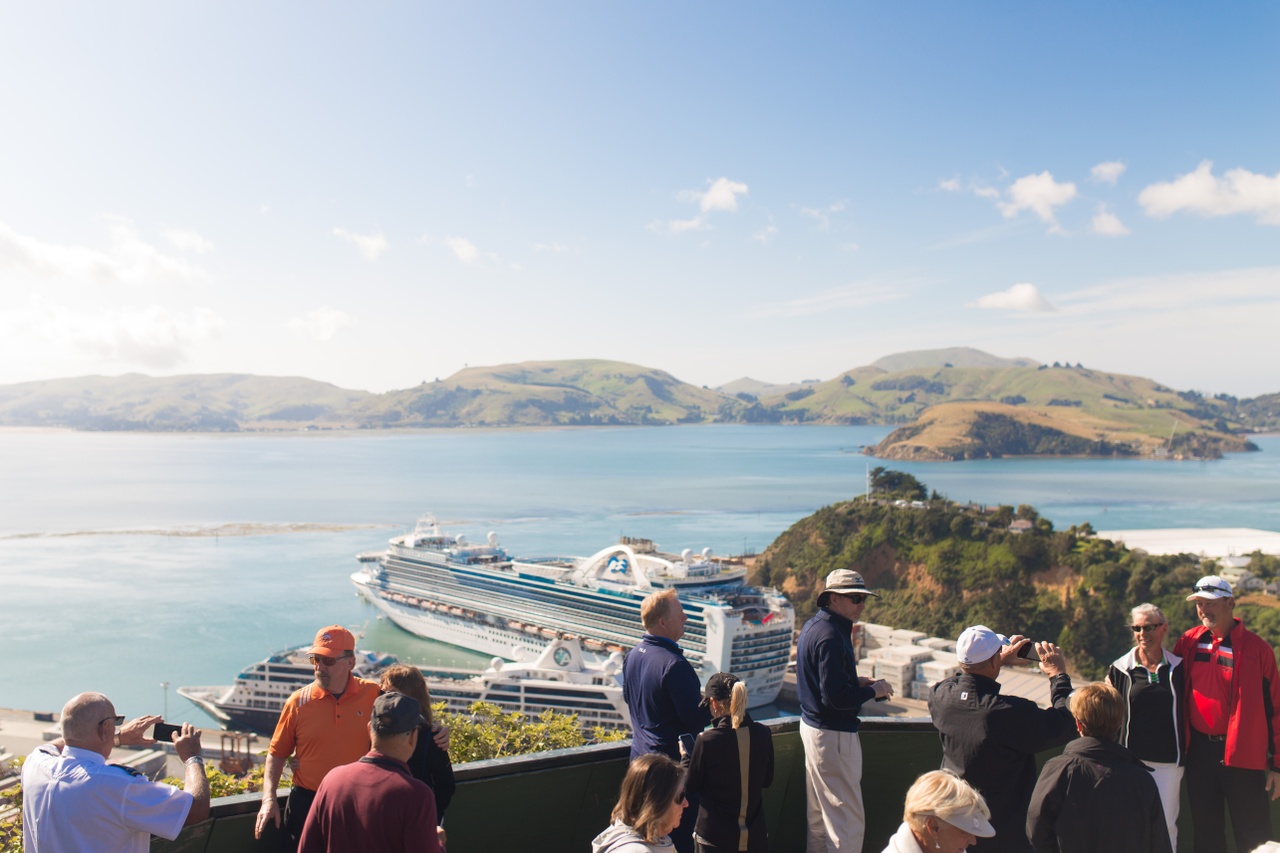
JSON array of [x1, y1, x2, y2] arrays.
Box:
[[674, 789, 687, 804], [309, 654, 350, 667], [1130, 624, 1163, 634], [845, 594, 868, 604], [101, 714, 125, 727]]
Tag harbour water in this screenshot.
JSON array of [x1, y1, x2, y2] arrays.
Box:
[[1, 425, 1277, 724]]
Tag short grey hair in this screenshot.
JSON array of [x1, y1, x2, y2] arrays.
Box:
[[1130, 603, 1166, 625]]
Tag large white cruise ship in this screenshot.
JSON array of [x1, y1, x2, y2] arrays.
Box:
[[351, 516, 795, 707]]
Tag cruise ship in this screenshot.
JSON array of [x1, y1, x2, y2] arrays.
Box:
[[178, 637, 629, 735], [350, 516, 795, 706]]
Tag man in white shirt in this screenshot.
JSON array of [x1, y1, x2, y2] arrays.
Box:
[[22, 692, 210, 853]]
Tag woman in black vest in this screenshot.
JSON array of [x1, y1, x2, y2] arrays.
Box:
[[684, 673, 774, 853]]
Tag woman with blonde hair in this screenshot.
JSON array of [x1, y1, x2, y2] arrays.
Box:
[[593, 753, 689, 853], [883, 770, 995, 853], [685, 672, 773, 852], [379, 664, 455, 822]]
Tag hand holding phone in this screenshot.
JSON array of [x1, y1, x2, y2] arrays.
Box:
[[678, 733, 696, 758], [1016, 642, 1042, 662], [152, 721, 184, 744]]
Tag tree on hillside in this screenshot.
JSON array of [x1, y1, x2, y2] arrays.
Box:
[[869, 467, 927, 501]]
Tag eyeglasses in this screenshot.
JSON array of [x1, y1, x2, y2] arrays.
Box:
[[100, 714, 124, 727], [309, 654, 352, 667], [674, 789, 687, 804], [1130, 624, 1164, 634], [844, 594, 869, 604]]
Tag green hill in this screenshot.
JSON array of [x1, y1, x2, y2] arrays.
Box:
[[868, 400, 1257, 461], [870, 347, 1039, 372], [0, 374, 370, 431], [336, 360, 739, 428], [749, 474, 1280, 679]]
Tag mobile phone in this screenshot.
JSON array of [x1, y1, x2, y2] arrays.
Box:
[[678, 733, 696, 757], [152, 721, 183, 743], [1016, 641, 1042, 662]]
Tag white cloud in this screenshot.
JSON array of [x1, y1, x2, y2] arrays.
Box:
[[0, 296, 223, 369], [684, 177, 749, 213], [1091, 161, 1127, 184], [798, 201, 846, 232], [1138, 161, 1280, 225], [0, 218, 211, 284], [753, 223, 778, 243], [1057, 266, 1280, 315], [162, 227, 214, 254], [997, 172, 1078, 231], [656, 177, 749, 234], [444, 236, 480, 263], [1091, 204, 1131, 237], [287, 307, 351, 342], [938, 178, 962, 192], [332, 227, 389, 261], [972, 283, 1057, 313], [744, 280, 910, 319]]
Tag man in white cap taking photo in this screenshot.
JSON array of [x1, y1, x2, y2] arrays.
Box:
[[928, 626, 1075, 852], [795, 568, 893, 852], [1172, 574, 1280, 853]]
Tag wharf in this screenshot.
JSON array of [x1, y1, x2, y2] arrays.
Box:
[[1096, 527, 1280, 558]]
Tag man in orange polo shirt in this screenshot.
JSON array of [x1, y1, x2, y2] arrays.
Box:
[[254, 624, 448, 851], [1173, 575, 1280, 853]]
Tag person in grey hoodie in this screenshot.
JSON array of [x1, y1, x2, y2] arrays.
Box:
[[594, 753, 688, 853]]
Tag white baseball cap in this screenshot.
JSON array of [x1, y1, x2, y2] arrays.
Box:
[[956, 625, 1009, 665], [1187, 576, 1234, 601]]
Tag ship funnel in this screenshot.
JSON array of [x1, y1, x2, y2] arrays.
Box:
[[680, 548, 692, 564], [487, 531, 498, 547]]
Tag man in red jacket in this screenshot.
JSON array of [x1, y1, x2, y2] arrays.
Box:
[[1173, 574, 1280, 853]]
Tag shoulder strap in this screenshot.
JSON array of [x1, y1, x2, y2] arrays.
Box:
[[736, 726, 751, 851], [107, 762, 143, 777]]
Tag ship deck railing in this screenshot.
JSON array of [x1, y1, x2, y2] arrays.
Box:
[[144, 715, 1241, 853]]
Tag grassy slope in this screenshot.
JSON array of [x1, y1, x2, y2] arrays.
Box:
[[758, 364, 1240, 428], [0, 374, 371, 428], [350, 360, 737, 427]]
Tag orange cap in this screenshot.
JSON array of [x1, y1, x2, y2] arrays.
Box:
[[307, 625, 356, 657]]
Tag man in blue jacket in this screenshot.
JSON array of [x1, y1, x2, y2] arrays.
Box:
[[623, 586, 711, 853], [796, 569, 893, 852]]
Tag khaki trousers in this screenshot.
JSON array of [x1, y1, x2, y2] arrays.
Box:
[[800, 720, 864, 852]]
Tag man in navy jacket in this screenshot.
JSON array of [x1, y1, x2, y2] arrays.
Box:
[[796, 569, 893, 852], [623, 586, 711, 853]]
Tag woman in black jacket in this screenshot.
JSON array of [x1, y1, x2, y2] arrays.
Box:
[[684, 672, 774, 853], [379, 665, 456, 826]]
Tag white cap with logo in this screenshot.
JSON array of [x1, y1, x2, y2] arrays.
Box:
[[1187, 576, 1234, 601], [956, 625, 1009, 666]]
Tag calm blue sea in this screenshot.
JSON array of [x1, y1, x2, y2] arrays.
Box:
[[1, 425, 1277, 722]]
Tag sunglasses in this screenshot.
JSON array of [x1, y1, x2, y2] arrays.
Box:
[[1130, 624, 1164, 634], [309, 654, 351, 667], [101, 714, 125, 727], [674, 789, 687, 804], [842, 594, 869, 604]]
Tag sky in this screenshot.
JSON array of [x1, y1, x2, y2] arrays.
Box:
[[0, 3, 1277, 397]]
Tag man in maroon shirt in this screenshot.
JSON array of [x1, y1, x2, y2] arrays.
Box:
[[1173, 575, 1280, 853], [298, 692, 443, 853]]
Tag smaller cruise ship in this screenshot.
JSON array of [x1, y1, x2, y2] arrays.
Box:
[[178, 637, 628, 736]]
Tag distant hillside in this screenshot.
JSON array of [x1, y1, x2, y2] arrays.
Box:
[[0, 374, 371, 431], [870, 347, 1039, 372], [0, 350, 1273, 438], [350, 360, 739, 427], [753, 361, 1253, 433], [717, 377, 816, 399], [868, 401, 1257, 461]]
